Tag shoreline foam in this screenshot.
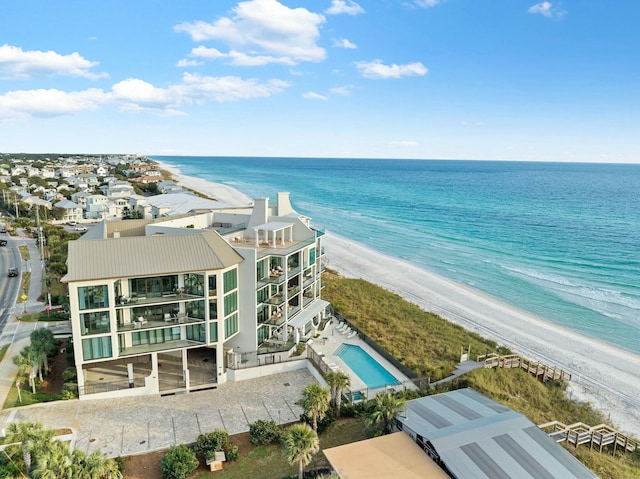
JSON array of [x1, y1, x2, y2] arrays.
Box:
[[152, 158, 640, 438]]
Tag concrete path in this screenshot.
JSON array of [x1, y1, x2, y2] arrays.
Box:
[[431, 360, 484, 386], [0, 368, 315, 458]]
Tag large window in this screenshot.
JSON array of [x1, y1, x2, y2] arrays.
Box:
[[186, 300, 206, 320], [225, 314, 238, 338], [131, 327, 180, 346], [129, 275, 178, 299], [82, 336, 112, 360], [256, 259, 267, 281], [80, 311, 110, 335], [309, 247, 316, 265], [257, 325, 269, 345], [208, 275, 217, 296], [186, 324, 206, 342], [223, 269, 237, 293], [78, 285, 109, 310], [224, 292, 238, 316], [183, 273, 205, 297], [256, 286, 269, 304], [209, 300, 218, 319], [209, 322, 218, 343]]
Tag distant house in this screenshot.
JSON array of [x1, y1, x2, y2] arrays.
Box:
[[54, 199, 83, 222], [100, 180, 135, 198], [94, 165, 108, 176]]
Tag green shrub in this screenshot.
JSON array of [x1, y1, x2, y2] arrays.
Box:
[[193, 430, 230, 460], [114, 456, 126, 475], [62, 367, 77, 383], [249, 419, 281, 446], [225, 444, 239, 462], [160, 445, 198, 479]]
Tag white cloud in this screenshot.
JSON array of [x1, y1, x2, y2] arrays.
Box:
[[413, 0, 441, 8], [528, 2, 566, 19], [0, 88, 107, 120], [174, 0, 326, 65], [389, 140, 418, 147], [111, 78, 173, 106], [356, 60, 428, 79], [176, 59, 204, 68], [179, 72, 290, 103], [325, 0, 365, 15], [333, 38, 357, 49], [329, 85, 353, 96], [0, 44, 107, 80], [188, 46, 296, 67], [303, 91, 328, 100]]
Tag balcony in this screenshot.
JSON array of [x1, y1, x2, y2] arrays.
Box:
[[119, 338, 205, 357], [117, 314, 205, 332], [116, 291, 202, 308], [264, 295, 285, 306]]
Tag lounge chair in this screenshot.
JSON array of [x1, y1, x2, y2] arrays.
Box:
[[341, 327, 352, 335], [336, 323, 348, 332], [347, 331, 357, 339]]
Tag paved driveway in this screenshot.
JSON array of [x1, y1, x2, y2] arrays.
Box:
[[0, 368, 315, 458]]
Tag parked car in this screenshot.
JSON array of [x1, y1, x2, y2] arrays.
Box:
[[67, 221, 77, 226], [0, 239, 7, 246], [0, 227, 6, 233], [74, 226, 88, 232], [7, 267, 18, 277]]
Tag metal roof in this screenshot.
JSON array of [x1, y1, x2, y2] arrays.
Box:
[[399, 388, 597, 479], [63, 230, 243, 282]]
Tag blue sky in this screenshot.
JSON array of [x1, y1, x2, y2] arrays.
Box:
[[1, 0, 638, 162]]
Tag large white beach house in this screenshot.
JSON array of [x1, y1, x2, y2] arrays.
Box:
[[63, 193, 330, 399]]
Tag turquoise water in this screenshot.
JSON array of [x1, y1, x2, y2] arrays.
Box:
[[335, 344, 400, 389], [151, 156, 640, 354]]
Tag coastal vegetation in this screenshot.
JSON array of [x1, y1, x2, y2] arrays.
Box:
[[323, 271, 640, 478], [322, 271, 500, 381]]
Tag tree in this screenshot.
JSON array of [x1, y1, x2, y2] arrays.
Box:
[[13, 346, 38, 393], [281, 423, 319, 479], [299, 383, 331, 434], [249, 419, 280, 446], [31, 328, 56, 377], [160, 445, 198, 479], [365, 392, 406, 435], [325, 371, 351, 416], [6, 421, 54, 477], [76, 450, 123, 479], [31, 440, 74, 479], [193, 430, 230, 461]]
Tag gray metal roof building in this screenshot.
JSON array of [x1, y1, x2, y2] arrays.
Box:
[[397, 388, 597, 479]]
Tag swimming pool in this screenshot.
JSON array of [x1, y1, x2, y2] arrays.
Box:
[[335, 344, 400, 389]]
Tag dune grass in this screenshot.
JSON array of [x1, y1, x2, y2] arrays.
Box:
[[322, 272, 500, 381], [322, 272, 640, 478]]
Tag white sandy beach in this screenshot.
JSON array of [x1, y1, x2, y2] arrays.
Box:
[[154, 159, 640, 438]]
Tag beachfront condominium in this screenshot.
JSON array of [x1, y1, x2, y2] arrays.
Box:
[[62, 193, 329, 399]]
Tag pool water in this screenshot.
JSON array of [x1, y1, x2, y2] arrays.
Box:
[[335, 344, 400, 389]]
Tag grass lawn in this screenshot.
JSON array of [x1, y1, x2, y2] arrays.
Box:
[[194, 418, 369, 479], [3, 382, 62, 409]]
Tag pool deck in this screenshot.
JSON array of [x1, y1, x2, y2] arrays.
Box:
[[309, 321, 416, 399]]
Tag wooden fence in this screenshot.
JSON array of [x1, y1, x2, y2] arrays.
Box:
[[476, 353, 571, 382]]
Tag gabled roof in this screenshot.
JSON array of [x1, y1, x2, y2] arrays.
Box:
[[63, 230, 243, 282], [54, 199, 81, 209]]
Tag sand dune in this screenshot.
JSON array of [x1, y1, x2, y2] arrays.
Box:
[[154, 159, 640, 438]]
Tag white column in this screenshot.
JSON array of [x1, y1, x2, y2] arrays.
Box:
[[254, 229, 259, 247], [289, 227, 293, 242], [272, 230, 276, 248], [281, 228, 285, 246]]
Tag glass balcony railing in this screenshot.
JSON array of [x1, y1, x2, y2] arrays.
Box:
[[265, 295, 285, 306], [119, 338, 205, 356]]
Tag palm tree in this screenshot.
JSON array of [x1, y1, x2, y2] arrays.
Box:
[[282, 423, 319, 479], [7, 421, 55, 477], [31, 328, 56, 377], [31, 440, 74, 479], [79, 451, 123, 479], [299, 383, 331, 434], [13, 347, 38, 393], [324, 371, 351, 416], [365, 392, 406, 435]]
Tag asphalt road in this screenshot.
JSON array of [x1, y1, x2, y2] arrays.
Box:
[[0, 234, 22, 336]]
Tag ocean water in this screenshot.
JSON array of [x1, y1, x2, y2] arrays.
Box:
[[152, 157, 640, 354]]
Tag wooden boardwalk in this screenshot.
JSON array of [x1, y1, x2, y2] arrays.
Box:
[[539, 421, 638, 455], [476, 353, 571, 382]]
